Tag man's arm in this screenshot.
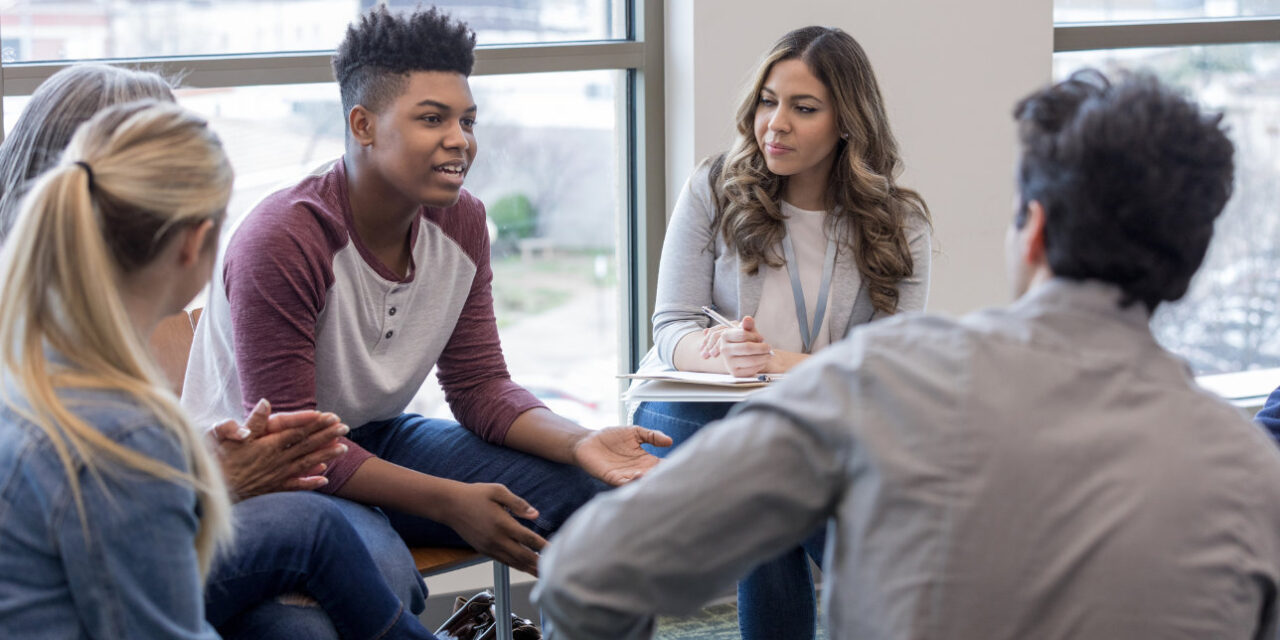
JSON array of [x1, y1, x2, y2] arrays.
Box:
[[534, 403, 849, 638]]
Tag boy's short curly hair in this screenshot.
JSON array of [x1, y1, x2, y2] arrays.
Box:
[[1013, 69, 1234, 312], [332, 5, 476, 116]]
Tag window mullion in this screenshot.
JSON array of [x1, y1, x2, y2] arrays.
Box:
[[1055, 16, 1280, 52], [0, 41, 646, 95]]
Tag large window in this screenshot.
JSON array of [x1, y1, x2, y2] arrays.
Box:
[[0, 1, 663, 424], [1054, 3, 1280, 385], [412, 70, 625, 425]]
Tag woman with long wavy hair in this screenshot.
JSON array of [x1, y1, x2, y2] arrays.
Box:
[[634, 26, 932, 639]]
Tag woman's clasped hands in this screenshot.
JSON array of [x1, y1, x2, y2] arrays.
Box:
[[698, 315, 774, 377]]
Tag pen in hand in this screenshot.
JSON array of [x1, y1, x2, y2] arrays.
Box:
[[701, 306, 776, 361], [701, 305, 735, 328]]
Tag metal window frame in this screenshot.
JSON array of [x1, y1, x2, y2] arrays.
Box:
[[628, 0, 664, 371], [0, 2, 665, 380], [1055, 16, 1280, 51], [0, 41, 647, 94]]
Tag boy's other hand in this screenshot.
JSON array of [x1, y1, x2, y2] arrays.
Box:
[[442, 482, 546, 575]]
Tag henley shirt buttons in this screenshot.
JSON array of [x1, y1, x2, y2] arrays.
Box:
[[389, 307, 397, 316], [385, 330, 394, 339]]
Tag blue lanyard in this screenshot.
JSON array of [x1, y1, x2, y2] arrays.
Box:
[[781, 225, 837, 355]]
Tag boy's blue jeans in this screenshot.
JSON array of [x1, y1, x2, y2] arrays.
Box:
[[217, 414, 606, 639], [635, 401, 827, 640], [348, 414, 609, 545]]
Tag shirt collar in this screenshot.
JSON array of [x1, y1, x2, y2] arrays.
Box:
[[1014, 278, 1153, 329]]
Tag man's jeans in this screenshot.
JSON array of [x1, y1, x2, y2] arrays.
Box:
[[348, 414, 609, 545], [210, 492, 433, 640], [635, 401, 827, 640]]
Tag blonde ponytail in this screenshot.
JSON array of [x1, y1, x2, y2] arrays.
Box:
[[0, 101, 233, 576]]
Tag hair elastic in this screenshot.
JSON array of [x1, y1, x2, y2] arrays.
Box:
[[73, 161, 94, 190]]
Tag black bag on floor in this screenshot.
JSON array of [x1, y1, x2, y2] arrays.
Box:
[[434, 590, 541, 640]]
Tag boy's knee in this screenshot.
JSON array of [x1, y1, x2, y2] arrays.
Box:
[[235, 492, 350, 545]]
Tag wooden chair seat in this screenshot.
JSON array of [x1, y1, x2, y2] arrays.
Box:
[[150, 308, 202, 397], [413, 547, 486, 576], [149, 308, 515, 640]]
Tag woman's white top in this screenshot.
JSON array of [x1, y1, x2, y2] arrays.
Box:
[[753, 201, 849, 354]]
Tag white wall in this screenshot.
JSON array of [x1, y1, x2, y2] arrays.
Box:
[[665, 0, 1054, 315]]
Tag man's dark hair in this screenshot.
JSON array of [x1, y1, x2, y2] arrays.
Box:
[[1013, 69, 1234, 312], [332, 5, 476, 116]]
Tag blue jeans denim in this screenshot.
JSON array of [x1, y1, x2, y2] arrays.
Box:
[[348, 414, 609, 545], [208, 492, 434, 640], [635, 401, 827, 640], [736, 530, 827, 640], [635, 401, 735, 458]]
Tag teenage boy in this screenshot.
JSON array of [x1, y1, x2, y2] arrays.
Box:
[[183, 6, 670, 576], [536, 71, 1280, 639]]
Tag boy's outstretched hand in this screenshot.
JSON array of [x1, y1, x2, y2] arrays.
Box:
[[571, 426, 673, 486]]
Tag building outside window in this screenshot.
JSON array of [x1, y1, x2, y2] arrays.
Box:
[[1053, 1, 1280, 393]]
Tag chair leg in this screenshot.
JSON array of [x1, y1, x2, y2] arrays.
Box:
[[493, 561, 513, 640]]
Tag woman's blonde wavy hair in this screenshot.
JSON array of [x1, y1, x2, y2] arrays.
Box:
[[712, 26, 930, 314], [0, 101, 233, 576]]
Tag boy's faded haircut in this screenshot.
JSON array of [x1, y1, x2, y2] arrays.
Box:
[[332, 5, 476, 117]]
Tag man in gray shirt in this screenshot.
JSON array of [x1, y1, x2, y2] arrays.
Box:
[[534, 71, 1280, 639]]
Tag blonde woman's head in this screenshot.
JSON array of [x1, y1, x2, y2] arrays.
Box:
[[0, 100, 233, 575]]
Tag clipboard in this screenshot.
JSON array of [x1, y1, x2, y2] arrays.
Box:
[[620, 371, 788, 404], [619, 371, 769, 388]]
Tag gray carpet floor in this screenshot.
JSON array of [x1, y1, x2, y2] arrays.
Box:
[[655, 603, 829, 640]]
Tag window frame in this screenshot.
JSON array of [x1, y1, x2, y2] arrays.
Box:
[[1055, 15, 1280, 51]]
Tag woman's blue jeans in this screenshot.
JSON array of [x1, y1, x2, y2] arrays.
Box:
[[635, 401, 827, 640]]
